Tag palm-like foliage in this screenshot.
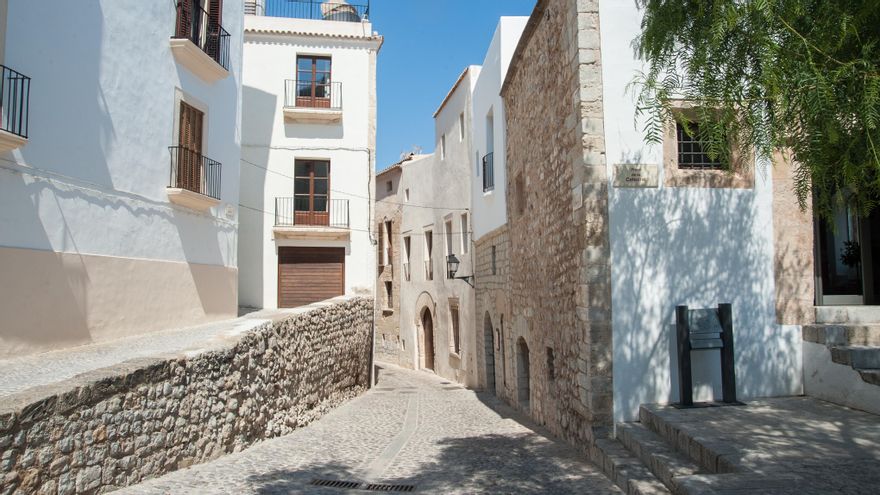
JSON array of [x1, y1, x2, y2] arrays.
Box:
[[636, 0, 880, 217]]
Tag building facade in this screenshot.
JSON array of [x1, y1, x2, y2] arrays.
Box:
[[0, 0, 243, 358], [375, 157, 405, 365], [238, 1, 381, 310], [470, 17, 528, 401]]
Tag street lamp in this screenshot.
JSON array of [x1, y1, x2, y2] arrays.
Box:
[[446, 254, 474, 287]]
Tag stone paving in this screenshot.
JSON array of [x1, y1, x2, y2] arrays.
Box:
[[115, 363, 621, 494], [0, 307, 312, 398], [645, 397, 880, 494]]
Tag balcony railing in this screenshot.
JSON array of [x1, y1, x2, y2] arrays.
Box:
[[425, 259, 433, 281], [285, 80, 342, 110], [275, 197, 350, 228], [482, 152, 495, 192], [402, 262, 411, 281], [173, 1, 231, 70], [245, 0, 369, 21], [168, 146, 222, 199], [1, 65, 30, 139]]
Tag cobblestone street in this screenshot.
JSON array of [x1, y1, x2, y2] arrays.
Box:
[[115, 363, 620, 494]]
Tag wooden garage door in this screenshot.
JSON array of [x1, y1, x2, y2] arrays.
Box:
[[278, 247, 345, 308]]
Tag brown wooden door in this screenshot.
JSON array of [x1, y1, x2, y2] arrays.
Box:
[[278, 247, 344, 308], [178, 101, 204, 193], [422, 310, 434, 370], [296, 56, 331, 108], [294, 160, 330, 226]]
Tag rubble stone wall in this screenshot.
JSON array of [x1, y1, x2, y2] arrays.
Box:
[[0, 297, 373, 495]]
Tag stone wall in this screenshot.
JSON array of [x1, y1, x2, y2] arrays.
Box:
[[474, 226, 512, 401], [772, 151, 815, 324], [0, 298, 373, 495], [375, 193, 403, 365], [500, 0, 613, 448]]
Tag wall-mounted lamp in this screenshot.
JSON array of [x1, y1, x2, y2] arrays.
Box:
[[446, 254, 474, 287]]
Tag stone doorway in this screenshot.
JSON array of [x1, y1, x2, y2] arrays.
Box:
[[484, 312, 496, 393], [420, 307, 435, 371], [516, 337, 530, 412]]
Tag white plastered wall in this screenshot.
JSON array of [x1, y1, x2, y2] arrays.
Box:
[[599, 0, 803, 422]]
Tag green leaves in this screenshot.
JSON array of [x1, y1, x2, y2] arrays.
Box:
[[635, 0, 880, 219]]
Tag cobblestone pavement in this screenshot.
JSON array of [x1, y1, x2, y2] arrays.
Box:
[[0, 307, 311, 398], [115, 363, 621, 494]]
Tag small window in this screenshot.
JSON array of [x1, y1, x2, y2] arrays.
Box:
[[403, 235, 412, 281], [491, 245, 497, 275], [384, 221, 392, 265], [450, 302, 461, 355], [546, 347, 555, 380], [676, 122, 724, 170], [514, 173, 526, 215], [440, 134, 447, 160], [424, 230, 433, 280], [459, 112, 465, 141], [385, 281, 393, 309], [386, 180, 393, 192], [460, 214, 469, 254], [404, 189, 410, 202]]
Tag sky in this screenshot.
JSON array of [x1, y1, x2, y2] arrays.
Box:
[[369, 0, 537, 171]]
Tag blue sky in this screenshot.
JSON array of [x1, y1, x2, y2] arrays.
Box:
[[370, 0, 536, 171]]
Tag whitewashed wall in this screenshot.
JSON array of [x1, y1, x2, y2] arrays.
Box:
[[599, 0, 803, 422], [471, 17, 527, 241], [238, 16, 379, 309], [0, 0, 243, 357]]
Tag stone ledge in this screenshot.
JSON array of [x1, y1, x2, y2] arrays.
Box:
[[0, 297, 374, 494]]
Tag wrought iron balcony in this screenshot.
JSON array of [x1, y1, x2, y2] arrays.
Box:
[[173, 1, 231, 71], [168, 146, 222, 200], [284, 80, 342, 110], [245, 0, 369, 21], [275, 197, 350, 228], [482, 152, 495, 192], [0, 64, 30, 140]]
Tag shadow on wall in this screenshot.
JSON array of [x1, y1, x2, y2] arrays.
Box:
[[237, 85, 277, 308], [611, 184, 802, 421]]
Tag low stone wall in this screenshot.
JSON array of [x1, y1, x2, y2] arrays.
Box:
[[0, 297, 373, 494]]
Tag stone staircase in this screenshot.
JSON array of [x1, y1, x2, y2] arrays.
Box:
[[803, 321, 880, 387], [592, 405, 793, 495]]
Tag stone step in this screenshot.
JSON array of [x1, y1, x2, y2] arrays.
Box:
[[829, 346, 880, 369], [858, 369, 880, 386], [638, 404, 740, 474], [591, 438, 671, 495], [616, 422, 705, 492], [815, 305, 880, 324], [803, 324, 880, 346]]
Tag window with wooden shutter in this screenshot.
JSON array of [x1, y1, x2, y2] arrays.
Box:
[[177, 101, 204, 193], [206, 0, 223, 61]]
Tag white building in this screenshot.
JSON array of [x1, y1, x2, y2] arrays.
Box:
[[0, 0, 243, 358], [238, 1, 381, 309]]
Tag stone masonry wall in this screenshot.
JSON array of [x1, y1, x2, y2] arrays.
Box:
[[375, 199, 403, 366], [474, 226, 512, 401], [501, 0, 613, 449], [0, 298, 373, 495]]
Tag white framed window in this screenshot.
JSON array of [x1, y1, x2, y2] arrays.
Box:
[[444, 217, 454, 257], [449, 299, 461, 355], [404, 188, 410, 202], [460, 213, 469, 254], [440, 134, 446, 160], [424, 229, 433, 280]]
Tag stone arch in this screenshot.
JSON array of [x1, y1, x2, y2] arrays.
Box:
[[516, 337, 530, 412], [483, 312, 496, 393], [414, 291, 436, 372]]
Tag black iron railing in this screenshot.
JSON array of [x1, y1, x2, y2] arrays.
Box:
[[285, 80, 342, 110], [482, 152, 495, 192], [168, 146, 222, 200], [1, 65, 30, 139], [275, 197, 350, 228], [173, 1, 231, 71], [246, 0, 369, 21]]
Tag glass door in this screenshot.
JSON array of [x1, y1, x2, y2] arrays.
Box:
[[817, 204, 864, 305]]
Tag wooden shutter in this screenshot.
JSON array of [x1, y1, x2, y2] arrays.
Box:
[[278, 247, 345, 308], [175, 1, 193, 39], [178, 102, 204, 193]]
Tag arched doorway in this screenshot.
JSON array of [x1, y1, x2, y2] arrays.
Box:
[[420, 307, 435, 371], [516, 337, 530, 411], [484, 312, 496, 393]]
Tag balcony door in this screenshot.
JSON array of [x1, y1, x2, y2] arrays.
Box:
[[296, 56, 331, 108], [294, 160, 330, 226], [177, 101, 204, 193], [816, 202, 880, 305]]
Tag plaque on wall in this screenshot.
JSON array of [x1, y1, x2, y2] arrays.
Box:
[[613, 164, 659, 188]]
